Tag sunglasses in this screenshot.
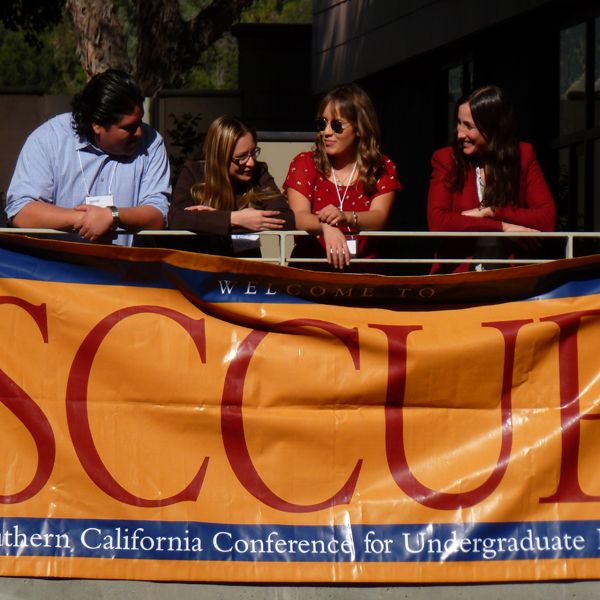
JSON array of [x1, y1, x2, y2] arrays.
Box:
[[315, 117, 351, 135], [231, 147, 261, 166]]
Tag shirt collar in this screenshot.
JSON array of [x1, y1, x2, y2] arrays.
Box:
[[75, 134, 104, 155]]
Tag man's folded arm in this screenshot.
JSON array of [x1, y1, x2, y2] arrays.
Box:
[[11, 202, 80, 230]]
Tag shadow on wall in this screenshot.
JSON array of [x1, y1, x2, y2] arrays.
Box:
[[0, 192, 5, 227], [0, 93, 71, 212]]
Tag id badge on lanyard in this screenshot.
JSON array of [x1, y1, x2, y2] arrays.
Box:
[[85, 195, 114, 207], [346, 239, 357, 256]]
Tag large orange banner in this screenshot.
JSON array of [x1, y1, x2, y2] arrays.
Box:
[[1, 233, 600, 583]]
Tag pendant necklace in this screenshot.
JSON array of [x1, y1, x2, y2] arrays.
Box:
[[333, 162, 357, 189]]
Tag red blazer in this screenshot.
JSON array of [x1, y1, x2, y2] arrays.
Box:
[[427, 143, 556, 273]]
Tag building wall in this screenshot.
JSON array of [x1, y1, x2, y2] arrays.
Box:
[[313, 0, 554, 93], [233, 23, 316, 132], [311, 0, 600, 251]]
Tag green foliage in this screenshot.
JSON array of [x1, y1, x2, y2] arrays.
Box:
[[0, 0, 63, 48], [0, 0, 311, 94], [180, 0, 212, 21], [0, 17, 87, 94], [277, 0, 312, 23], [114, 0, 137, 67], [167, 112, 204, 183], [186, 33, 239, 90], [242, 0, 312, 24], [184, 0, 312, 90]]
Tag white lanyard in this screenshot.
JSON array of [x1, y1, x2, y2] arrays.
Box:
[[334, 162, 357, 211], [333, 162, 358, 256], [78, 150, 118, 197], [476, 166, 485, 207]]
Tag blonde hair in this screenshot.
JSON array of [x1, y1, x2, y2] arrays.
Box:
[[191, 115, 276, 210], [313, 84, 384, 195]]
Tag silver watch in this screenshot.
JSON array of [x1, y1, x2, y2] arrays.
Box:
[[108, 206, 120, 231]]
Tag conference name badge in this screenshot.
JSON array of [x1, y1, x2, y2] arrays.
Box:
[[86, 195, 114, 207]]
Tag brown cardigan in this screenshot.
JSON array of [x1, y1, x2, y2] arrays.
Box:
[[168, 160, 295, 235]]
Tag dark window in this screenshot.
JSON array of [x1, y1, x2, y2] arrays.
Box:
[[559, 23, 586, 135], [552, 17, 600, 239], [440, 59, 474, 144]]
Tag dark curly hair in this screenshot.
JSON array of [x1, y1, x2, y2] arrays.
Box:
[[450, 85, 521, 209], [71, 69, 145, 142]]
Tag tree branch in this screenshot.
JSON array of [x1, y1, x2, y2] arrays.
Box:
[[134, 0, 257, 96]]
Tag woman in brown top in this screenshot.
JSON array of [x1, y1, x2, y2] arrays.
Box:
[[168, 115, 295, 256]]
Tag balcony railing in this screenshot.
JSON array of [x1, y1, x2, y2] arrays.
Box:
[[1, 229, 598, 269]]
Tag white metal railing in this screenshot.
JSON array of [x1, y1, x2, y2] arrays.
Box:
[[1, 229, 598, 268]]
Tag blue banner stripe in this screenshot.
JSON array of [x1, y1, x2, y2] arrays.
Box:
[[0, 246, 175, 289], [2, 238, 600, 306], [0, 519, 598, 563], [529, 276, 600, 301]]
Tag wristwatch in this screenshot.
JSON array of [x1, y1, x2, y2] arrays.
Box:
[[108, 206, 120, 231]]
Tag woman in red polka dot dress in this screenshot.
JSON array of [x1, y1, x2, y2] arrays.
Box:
[[283, 84, 400, 271]]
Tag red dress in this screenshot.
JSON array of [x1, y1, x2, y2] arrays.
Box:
[[283, 152, 400, 265]]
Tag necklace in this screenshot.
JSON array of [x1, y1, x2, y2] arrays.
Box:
[[333, 162, 357, 188]]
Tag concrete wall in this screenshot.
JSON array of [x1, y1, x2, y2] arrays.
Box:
[[312, 0, 554, 92], [0, 94, 71, 214], [2, 577, 600, 598], [256, 133, 314, 260], [258, 135, 314, 190]]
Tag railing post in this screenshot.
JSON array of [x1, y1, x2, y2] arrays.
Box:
[[566, 234, 574, 259], [279, 232, 286, 267]]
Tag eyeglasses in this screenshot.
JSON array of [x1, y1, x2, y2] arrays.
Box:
[[231, 147, 261, 166], [315, 117, 351, 135]]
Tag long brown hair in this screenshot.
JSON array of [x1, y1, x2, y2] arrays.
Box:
[[191, 115, 277, 210], [313, 84, 384, 195], [450, 86, 521, 209]]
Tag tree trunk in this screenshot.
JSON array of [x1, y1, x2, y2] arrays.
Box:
[[134, 0, 256, 96], [66, 0, 131, 78], [66, 0, 258, 95]]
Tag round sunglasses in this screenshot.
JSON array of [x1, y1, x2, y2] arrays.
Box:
[[315, 117, 351, 135]]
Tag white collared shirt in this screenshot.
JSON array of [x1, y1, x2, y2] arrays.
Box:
[[6, 113, 171, 245]]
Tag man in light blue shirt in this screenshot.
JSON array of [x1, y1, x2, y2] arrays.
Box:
[[6, 70, 170, 244]]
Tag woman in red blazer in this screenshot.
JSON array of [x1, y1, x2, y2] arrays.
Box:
[[427, 86, 555, 274]]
